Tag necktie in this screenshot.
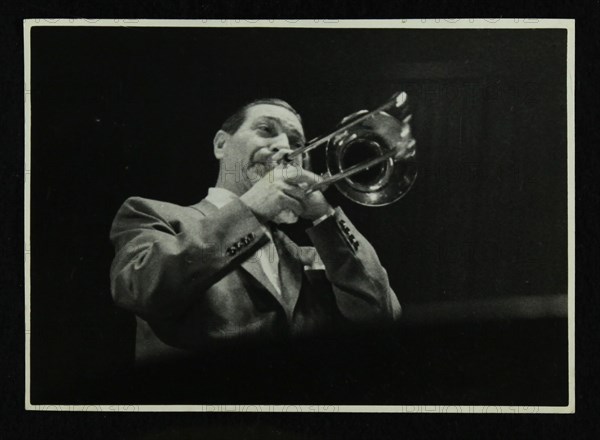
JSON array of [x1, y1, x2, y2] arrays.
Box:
[[269, 226, 297, 313], [258, 224, 281, 296], [266, 224, 301, 319]]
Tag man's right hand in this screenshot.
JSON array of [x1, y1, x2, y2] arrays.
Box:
[[239, 163, 310, 223]]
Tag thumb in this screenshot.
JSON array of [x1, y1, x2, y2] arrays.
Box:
[[284, 168, 322, 186]]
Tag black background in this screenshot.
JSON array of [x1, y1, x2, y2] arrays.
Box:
[[1, 1, 599, 439]]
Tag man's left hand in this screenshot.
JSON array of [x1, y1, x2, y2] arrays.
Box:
[[283, 166, 334, 221], [300, 187, 334, 221]]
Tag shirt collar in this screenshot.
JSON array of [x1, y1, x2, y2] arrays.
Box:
[[205, 187, 239, 209]]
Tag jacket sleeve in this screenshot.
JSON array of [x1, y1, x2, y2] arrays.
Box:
[[306, 207, 401, 324], [109, 197, 268, 321]]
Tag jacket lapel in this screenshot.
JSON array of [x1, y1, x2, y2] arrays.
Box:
[[189, 198, 289, 311], [273, 229, 303, 317], [240, 250, 285, 308]]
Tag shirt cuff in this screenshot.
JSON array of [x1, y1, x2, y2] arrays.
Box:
[[312, 207, 336, 226]]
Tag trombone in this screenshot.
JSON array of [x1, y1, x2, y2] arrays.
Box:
[[284, 92, 417, 206]]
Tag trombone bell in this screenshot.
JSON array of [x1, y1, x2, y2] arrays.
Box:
[[325, 107, 417, 206], [286, 92, 417, 207]]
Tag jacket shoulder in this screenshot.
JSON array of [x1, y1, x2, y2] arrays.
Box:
[[115, 196, 202, 223], [118, 196, 184, 215], [110, 196, 194, 242]]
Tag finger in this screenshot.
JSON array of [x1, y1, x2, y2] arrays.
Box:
[[306, 181, 329, 194], [400, 122, 412, 139], [280, 183, 307, 201], [277, 164, 312, 184], [307, 188, 326, 198], [280, 193, 304, 215], [264, 163, 301, 183], [283, 168, 322, 186], [395, 139, 416, 159]]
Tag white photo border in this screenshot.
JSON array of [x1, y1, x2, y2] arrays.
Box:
[[23, 18, 575, 413]]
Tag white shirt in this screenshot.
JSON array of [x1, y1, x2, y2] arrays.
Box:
[[205, 187, 283, 296]]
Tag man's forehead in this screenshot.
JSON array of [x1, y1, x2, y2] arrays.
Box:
[[245, 104, 304, 133]]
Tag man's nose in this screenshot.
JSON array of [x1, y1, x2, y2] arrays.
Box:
[[269, 133, 291, 152]]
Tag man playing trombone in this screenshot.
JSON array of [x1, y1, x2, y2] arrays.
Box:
[[109, 98, 409, 363]]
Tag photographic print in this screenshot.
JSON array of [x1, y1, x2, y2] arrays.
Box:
[[24, 19, 574, 413]]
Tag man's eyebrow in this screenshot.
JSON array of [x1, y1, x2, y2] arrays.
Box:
[[258, 116, 305, 142]]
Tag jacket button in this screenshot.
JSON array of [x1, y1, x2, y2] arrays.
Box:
[[247, 232, 255, 240], [227, 247, 236, 256]]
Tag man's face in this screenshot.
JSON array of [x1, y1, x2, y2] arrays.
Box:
[[216, 104, 306, 193]]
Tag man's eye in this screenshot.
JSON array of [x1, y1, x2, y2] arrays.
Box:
[[257, 125, 272, 134]]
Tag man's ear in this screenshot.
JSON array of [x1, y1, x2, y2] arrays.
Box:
[[213, 130, 229, 159]]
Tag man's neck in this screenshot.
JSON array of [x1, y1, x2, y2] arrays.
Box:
[[215, 174, 246, 197]]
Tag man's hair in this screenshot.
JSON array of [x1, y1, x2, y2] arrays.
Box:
[[220, 98, 303, 134]]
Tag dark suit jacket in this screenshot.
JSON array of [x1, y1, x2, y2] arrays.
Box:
[[110, 196, 401, 363]]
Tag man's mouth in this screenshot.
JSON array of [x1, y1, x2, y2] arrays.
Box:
[[246, 149, 303, 182], [251, 149, 285, 166]]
